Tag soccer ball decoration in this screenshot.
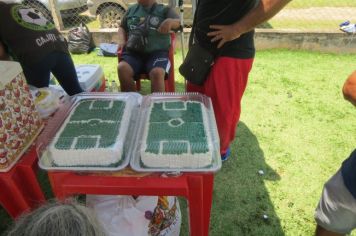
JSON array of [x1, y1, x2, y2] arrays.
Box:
[[19, 8, 48, 27]]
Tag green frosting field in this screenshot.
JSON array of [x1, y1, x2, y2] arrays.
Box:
[[55, 100, 125, 150], [145, 101, 209, 155]]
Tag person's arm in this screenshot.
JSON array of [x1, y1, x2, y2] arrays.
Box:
[[157, 18, 180, 34], [0, 41, 10, 60], [157, 7, 180, 34], [207, 0, 292, 48], [342, 70, 356, 106], [117, 26, 127, 51], [117, 11, 129, 51]]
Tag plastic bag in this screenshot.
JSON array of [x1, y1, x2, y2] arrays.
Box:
[[68, 23, 95, 54], [29, 86, 61, 118], [86, 195, 181, 236]]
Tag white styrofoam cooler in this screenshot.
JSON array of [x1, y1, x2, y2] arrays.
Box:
[[76, 64, 105, 92]]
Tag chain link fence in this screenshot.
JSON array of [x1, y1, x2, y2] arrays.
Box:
[[25, 0, 356, 32]]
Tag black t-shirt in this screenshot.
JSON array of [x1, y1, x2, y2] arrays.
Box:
[[341, 149, 356, 199], [195, 0, 258, 58], [0, 3, 68, 66]]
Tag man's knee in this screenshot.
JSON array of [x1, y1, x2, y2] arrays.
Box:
[[118, 61, 133, 77], [149, 67, 165, 81], [315, 224, 344, 236]]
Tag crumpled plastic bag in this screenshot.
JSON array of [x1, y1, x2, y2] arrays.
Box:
[[86, 195, 181, 236], [29, 86, 61, 118], [68, 23, 95, 54]]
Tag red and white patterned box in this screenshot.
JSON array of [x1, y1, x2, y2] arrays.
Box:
[[0, 61, 43, 172]]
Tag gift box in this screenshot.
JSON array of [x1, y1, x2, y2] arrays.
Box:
[[76, 64, 106, 92], [0, 61, 43, 172]]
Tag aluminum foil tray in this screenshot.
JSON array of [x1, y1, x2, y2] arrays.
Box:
[[37, 92, 141, 172], [129, 93, 221, 172]]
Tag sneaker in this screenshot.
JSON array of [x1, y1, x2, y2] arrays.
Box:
[[221, 147, 231, 162]]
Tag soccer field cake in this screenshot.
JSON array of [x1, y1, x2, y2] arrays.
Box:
[[140, 100, 214, 168], [48, 99, 130, 166]]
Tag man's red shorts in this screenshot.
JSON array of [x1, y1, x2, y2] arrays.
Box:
[[187, 57, 254, 154]]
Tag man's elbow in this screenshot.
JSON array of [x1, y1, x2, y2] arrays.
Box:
[[170, 19, 181, 30]]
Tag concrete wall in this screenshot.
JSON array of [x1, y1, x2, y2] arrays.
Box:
[[62, 29, 356, 54], [255, 29, 356, 54]]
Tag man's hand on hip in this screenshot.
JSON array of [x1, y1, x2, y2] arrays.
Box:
[[207, 24, 242, 48]]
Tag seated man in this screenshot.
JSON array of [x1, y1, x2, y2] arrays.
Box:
[[117, 0, 180, 93], [314, 70, 356, 236]]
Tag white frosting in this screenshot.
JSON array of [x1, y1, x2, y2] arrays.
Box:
[[49, 99, 131, 166], [140, 101, 213, 168]]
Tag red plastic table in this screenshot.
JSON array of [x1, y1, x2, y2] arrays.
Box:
[[0, 146, 46, 218], [48, 169, 214, 236]]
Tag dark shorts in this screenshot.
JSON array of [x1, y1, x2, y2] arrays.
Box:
[[119, 48, 170, 80]]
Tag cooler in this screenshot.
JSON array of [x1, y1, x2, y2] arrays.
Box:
[[0, 61, 43, 172], [76, 64, 106, 92]]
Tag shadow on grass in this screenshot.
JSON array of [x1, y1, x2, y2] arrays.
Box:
[[210, 122, 284, 236]]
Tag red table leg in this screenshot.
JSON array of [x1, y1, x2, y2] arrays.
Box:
[[0, 147, 45, 218], [48, 172, 68, 200], [202, 174, 214, 236], [16, 147, 46, 207], [187, 175, 205, 236], [0, 176, 31, 218]]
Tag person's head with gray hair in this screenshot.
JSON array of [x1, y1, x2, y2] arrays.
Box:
[[5, 200, 106, 236]]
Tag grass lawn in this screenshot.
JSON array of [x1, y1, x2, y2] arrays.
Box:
[[287, 0, 356, 8], [216, 50, 356, 236], [266, 19, 351, 30], [0, 49, 355, 235]]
